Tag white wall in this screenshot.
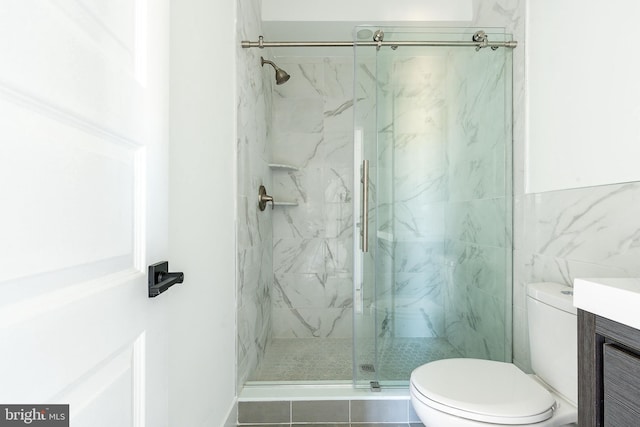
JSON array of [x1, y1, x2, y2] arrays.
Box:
[[260, 0, 473, 45], [169, 0, 237, 425], [262, 0, 472, 22], [526, 0, 640, 193]]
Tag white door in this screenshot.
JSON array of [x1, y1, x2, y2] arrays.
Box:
[[0, 1, 170, 426]]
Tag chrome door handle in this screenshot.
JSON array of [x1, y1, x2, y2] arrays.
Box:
[[361, 160, 369, 253]]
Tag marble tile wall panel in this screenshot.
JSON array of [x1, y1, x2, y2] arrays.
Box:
[[441, 26, 512, 361], [446, 240, 508, 298], [390, 133, 448, 206], [445, 198, 508, 248], [374, 238, 445, 339], [523, 184, 640, 270], [463, 0, 526, 370], [372, 52, 452, 340], [514, 181, 640, 371], [353, 59, 378, 133], [270, 57, 355, 339], [359, 44, 509, 344], [236, 0, 273, 388], [446, 48, 507, 202], [444, 269, 509, 361]]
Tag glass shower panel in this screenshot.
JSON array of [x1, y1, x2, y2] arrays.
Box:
[[353, 36, 379, 388], [353, 27, 513, 388]]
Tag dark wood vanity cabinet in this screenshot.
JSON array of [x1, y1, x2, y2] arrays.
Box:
[[579, 310, 640, 426]]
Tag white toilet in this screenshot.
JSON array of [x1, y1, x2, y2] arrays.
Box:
[[410, 282, 577, 426]]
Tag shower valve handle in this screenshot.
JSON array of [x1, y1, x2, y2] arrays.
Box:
[[258, 185, 274, 211]]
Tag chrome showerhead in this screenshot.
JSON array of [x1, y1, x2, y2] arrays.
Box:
[[260, 57, 290, 85]]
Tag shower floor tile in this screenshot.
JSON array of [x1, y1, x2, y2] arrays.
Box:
[[248, 337, 461, 382], [249, 338, 353, 382]]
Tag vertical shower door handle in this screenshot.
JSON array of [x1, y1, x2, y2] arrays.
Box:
[[361, 160, 369, 253]]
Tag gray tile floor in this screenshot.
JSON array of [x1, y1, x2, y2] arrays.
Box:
[[237, 398, 426, 426], [248, 337, 461, 382]]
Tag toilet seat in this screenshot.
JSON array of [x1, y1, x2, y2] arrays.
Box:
[[410, 359, 556, 425]]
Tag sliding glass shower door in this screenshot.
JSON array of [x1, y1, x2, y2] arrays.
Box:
[[353, 27, 513, 388]]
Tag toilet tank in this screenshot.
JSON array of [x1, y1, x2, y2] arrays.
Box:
[[527, 282, 577, 405]]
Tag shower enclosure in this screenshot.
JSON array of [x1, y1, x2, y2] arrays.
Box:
[[241, 26, 513, 389]]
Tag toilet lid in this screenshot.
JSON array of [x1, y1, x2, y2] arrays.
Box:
[[410, 359, 556, 425]]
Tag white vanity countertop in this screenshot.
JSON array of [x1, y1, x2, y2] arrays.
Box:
[[574, 278, 640, 330]]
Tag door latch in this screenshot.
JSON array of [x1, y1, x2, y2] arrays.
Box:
[[148, 261, 184, 297]]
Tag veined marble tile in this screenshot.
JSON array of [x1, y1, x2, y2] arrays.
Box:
[[272, 307, 353, 338], [272, 272, 353, 309], [273, 273, 327, 309], [324, 203, 354, 239], [271, 167, 324, 205], [445, 46, 509, 204], [384, 92, 446, 135], [353, 60, 377, 132], [273, 61, 324, 99], [390, 241, 444, 274], [324, 58, 354, 99], [324, 97, 355, 133], [518, 251, 632, 290], [236, 0, 272, 388], [273, 238, 326, 275], [374, 295, 444, 338], [236, 195, 255, 248], [472, 0, 523, 33], [444, 285, 508, 360], [324, 167, 353, 203], [512, 249, 529, 310], [325, 273, 353, 309], [392, 201, 446, 241], [389, 55, 447, 87], [513, 194, 525, 251], [392, 133, 448, 205], [270, 132, 325, 169], [373, 237, 394, 277], [387, 272, 444, 311], [273, 97, 324, 133], [237, 248, 263, 300], [323, 132, 354, 169], [238, 300, 269, 383], [325, 237, 353, 275], [523, 182, 640, 273], [445, 239, 508, 300], [271, 193, 325, 239], [445, 197, 508, 247], [354, 62, 377, 132], [448, 139, 506, 202]]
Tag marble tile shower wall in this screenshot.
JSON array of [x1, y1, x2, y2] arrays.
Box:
[[270, 57, 355, 338], [443, 48, 511, 361], [374, 54, 448, 339], [370, 46, 511, 354], [236, 0, 273, 388], [462, 0, 526, 370]]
